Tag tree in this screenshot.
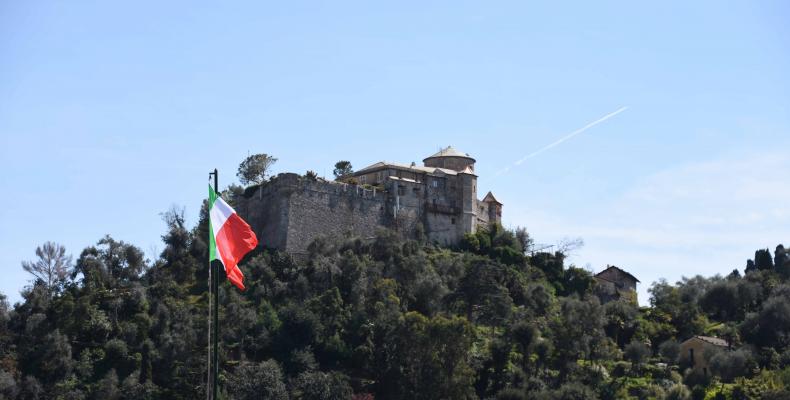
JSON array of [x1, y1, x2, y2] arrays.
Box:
[[0, 292, 9, 329], [561, 267, 595, 297], [511, 321, 538, 373], [530, 252, 565, 290], [775, 245, 787, 269], [93, 369, 121, 400], [754, 249, 774, 271], [708, 348, 756, 382], [21, 242, 72, 298], [740, 286, 790, 349], [514, 227, 533, 254], [383, 312, 476, 399], [649, 278, 707, 340], [624, 340, 651, 371], [776, 245, 790, 278], [237, 153, 277, 185], [700, 281, 739, 321], [226, 360, 288, 400], [158, 206, 198, 284], [333, 161, 353, 180], [665, 384, 691, 400], [72, 236, 146, 289], [551, 297, 605, 372], [603, 300, 639, 346], [0, 369, 18, 399], [658, 340, 680, 364], [550, 382, 599, 400], [556, 237, 584, 256], [293, 370, 352, 400]]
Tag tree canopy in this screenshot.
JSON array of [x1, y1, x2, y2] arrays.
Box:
[[237, 153, 278, 185], [2, 185, 789, 399], [332, 161, 353, 180]]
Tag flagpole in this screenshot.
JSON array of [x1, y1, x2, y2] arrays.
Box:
[[211, 168, 220, 400], [207, 173, 213, 400]]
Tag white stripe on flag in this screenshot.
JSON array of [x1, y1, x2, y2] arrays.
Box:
[[209, 197, 235, 238]]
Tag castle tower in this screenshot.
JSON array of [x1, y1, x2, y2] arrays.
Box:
[[482, 192, 503, 225], [423, 146, 476, 172], [423, 146, 480, 237], [458, 165, 478, 236]]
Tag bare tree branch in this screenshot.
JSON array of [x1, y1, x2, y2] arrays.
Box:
[[21, 242, 73, 297]]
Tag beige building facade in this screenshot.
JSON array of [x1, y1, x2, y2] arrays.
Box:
[[679, 336, 730, 376]]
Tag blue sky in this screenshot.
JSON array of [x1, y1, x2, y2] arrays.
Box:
[[1, 1, 788, 305]]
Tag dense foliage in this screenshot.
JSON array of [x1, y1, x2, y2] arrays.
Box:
[[1, 191, 789, 399]]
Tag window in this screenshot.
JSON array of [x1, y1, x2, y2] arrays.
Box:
[[398, 186, 405, 196], [689, 349, 695, 366], [432, 180, 438, 188], [360, 175, 366, 184], [451, 218, 456, 225]]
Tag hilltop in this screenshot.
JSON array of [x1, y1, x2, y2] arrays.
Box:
[[0, 186, 789, 399]]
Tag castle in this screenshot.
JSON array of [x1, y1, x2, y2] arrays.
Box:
[[234, 146, 502, 254]]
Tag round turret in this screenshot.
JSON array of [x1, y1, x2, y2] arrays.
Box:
[[423, 146, 476, 172]]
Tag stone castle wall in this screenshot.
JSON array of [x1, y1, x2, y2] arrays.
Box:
[[286, 177, 389, 254], [386, 176, 465, 246], [235, 171, 494, 254], [235, 173, 392, 254]]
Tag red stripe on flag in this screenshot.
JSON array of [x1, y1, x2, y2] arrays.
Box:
[[215, 213, 258, 290]]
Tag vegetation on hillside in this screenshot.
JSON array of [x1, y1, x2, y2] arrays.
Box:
[[1, 189, 789, 399]]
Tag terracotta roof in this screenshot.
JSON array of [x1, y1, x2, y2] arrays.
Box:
[[594, 275, 616, 284], [354, 161, 459, 176], [686, 335, 729, 347], [595, 265, 640, 283], [423, 146, 475, 161], [482, 191, 502, 205]]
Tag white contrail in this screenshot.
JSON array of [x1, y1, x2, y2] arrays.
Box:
[[496, 106, 629, 175]]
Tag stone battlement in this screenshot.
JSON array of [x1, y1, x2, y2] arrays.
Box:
[[235, 173, 389, 254]]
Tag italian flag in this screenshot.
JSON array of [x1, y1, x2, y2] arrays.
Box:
[[209, 185, 259, 291]]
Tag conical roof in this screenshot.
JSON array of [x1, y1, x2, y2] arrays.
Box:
[[458, 165, 477, 176], [482, 191, 502, 205], [423, 146, 475, 162]]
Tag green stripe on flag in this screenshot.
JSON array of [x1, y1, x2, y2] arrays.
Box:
[[208, 184, 218, 262]]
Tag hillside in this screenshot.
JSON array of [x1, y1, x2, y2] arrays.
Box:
[[1, 194, 789, 400]]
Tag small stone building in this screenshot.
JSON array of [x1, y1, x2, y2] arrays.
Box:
[[679, 336, 730, 376], [594, 265, 639, 304]]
